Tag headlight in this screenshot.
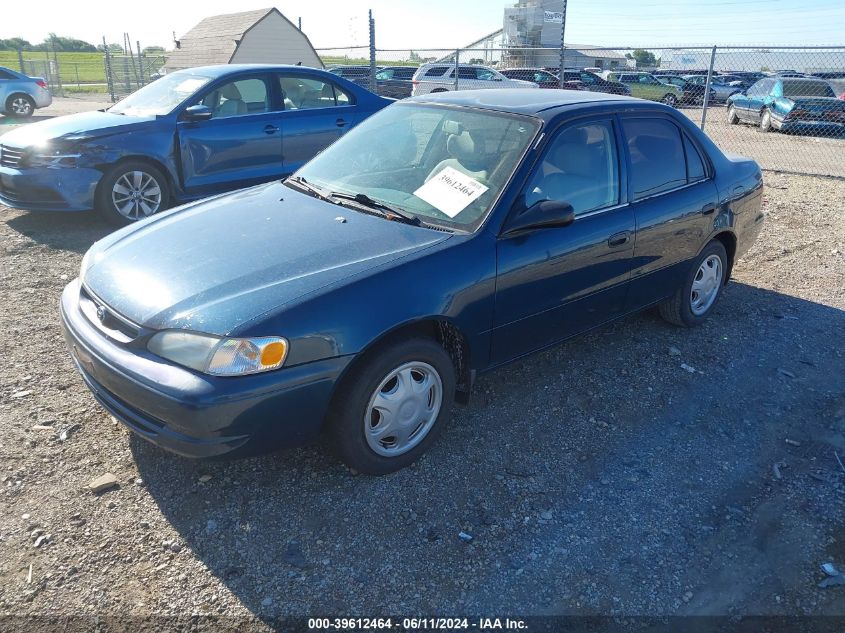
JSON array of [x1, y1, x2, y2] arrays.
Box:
[[26, 150, 81, 168], [147, 331, 288, 376]]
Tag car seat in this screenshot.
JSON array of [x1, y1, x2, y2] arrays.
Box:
[[214, 83, 247, 118], [426, 130, 488, 183]]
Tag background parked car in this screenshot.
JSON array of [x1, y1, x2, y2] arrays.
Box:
[[0, 65, 390, 223], [411, 64, 538, 96], [500, 68, 569, 89], [602, 71, 682, 106], [373, 66, 417, 98], [556, 69, 631, 95], [654, 75, 715, 105], [683, 75, 741, 102], [727, 77, 845, 134], [0, 66, 52, 118], [327, 65, 376, 86]]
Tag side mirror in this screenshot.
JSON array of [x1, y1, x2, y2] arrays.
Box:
[[503, 199, 575, 236], [181, 104, 213, 122]]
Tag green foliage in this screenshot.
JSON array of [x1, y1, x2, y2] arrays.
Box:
[[626, 49, 658, 67]]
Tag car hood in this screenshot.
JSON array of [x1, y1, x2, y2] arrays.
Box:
[[82, 182, 451, 334], [0, 110, 153, 148]]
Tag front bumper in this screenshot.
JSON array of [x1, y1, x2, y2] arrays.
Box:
[[0, 163, 100, 211], [60, 279, 352, 458]]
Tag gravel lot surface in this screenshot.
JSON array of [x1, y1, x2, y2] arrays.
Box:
[[0, 171, 843, 630], [0, 97, 112, 136]]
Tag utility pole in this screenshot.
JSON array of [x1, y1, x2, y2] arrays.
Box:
[[558, 0, 568, 87], [368, 10, 376, 93]]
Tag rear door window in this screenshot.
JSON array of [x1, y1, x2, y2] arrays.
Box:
[[622, 118, 688, 200], [424, 66, 450, 77]]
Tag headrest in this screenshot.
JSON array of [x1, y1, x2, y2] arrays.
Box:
[[550, 142, 588, 175], [219, 83, 242, 100], [442, 120, 463, 135], [447, 131, 476, 162]]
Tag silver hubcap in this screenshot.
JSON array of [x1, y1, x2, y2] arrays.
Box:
[[728, 106, 735, 121], [11, 97, 31, 115], [112, 170, 162, 220], [762, 112, 770, 128], [690, 254, 723, 316], [364, 361, 443, 457]]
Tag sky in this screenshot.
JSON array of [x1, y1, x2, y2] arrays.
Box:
[[2, 0, 844, 51]]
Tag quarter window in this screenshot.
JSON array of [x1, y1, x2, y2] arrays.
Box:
[[424, 66, 450, 77], [524, 120, 619, 215], [683, 134, 706, 182]]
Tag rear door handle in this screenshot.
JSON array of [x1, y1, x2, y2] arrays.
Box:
[[263, 125, 279, 135], [608, 231, 631, 248], [336, 118, 347, 128], [701, 203, 717, 215]]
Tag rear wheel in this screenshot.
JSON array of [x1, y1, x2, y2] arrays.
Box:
[[5, 94, 34, 118], [658, 240, 728, 327], [727, 104, 739, 124], [661, 93, 678, 107], [431, 88, 448, 93], [326, 337, 455, 475], [95, 161, 170, 225]]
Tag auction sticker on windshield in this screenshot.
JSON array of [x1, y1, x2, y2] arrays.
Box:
[[413, 167, 489, 218]]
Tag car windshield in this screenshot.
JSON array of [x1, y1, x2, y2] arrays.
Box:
[[783, 81, 835, 98], [109, 73, 213, 116], [291, 103, 540, 231]]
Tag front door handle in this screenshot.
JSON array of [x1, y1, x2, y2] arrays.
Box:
[[263, 124, 279, 134], [336, 118, 347, 128], [608, 231, 631, 248], [701, 203, 717, 215]]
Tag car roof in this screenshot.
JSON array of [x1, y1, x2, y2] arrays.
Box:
[[406, 88, 642, 117], [171, 64, 335, 78]]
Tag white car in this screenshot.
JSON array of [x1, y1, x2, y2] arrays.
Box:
[[411, 64, 538, 96]]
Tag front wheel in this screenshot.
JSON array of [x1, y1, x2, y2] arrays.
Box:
[[95, 161, 170, 225], [658, 240, 728, 327], [326, 337, 456, 475], [760, 108, 773, 132], [661, 93, 678, 107], [727, 105, 739, 125], [5, 94, 35, 118]]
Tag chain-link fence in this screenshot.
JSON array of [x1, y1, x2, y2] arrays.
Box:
[[14, 50, 165, 100], [320, 44, 845, 178]]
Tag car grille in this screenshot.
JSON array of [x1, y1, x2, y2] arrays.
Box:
[[0, 145, 24, 168]]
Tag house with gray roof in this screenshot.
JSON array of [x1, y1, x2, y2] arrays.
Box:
[[164, 8, 323, 72]]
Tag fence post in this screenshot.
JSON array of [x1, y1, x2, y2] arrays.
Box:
[[17, 48, 24, 73], [137, 41, 145, 87], [558, 0, 568, 87], [103, 37, 116, 103], [454, 49, 459, 90], [700, 45, 717, 131], [368, 10, 376, 93]]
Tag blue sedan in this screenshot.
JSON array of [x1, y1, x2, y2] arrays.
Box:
[[0, 64, 390, 223], [727, 77, 845, 135], [0, 66, 52, 118], [60, 90, 764, 474]]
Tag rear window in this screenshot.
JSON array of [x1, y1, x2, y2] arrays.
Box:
[[0, 69, 16, 80], [782, 80, 835, 98]]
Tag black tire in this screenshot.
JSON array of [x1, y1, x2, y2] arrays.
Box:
[[661, 93, 678, 107], [5, 93, 35, 118], [326, 337, 456, 475], [727, 104, 739, 125], [95, 160, 171, 225], [431, 88, 448, 93], [658, 240, 728, 328], [760, 108, 773, 132]]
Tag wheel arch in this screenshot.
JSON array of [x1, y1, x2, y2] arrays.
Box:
[[94, 155, 177, 203], [710, 231, 737, 281], [4, 92, 35, 110], [329, 317, 474, 411]]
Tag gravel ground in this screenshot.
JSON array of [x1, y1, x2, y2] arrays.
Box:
[[0, 97, 112, 136], [0, 172, 844, 629]]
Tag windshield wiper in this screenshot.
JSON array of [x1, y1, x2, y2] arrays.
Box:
[[284, 175, 333, 202], [328, 191, 421, 226]]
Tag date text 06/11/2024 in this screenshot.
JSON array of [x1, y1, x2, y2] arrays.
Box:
[[307, 617, 528, 630]]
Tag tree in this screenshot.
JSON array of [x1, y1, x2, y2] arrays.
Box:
[[41, 33, 97, 52], [142, 46, 166, 55], [97, 43, 125, 53], [0, 37, 33, 51], [626, 49, 658, 68]]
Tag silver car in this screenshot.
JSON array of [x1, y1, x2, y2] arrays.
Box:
[[683, 75, 740, 103], [0, 66, 52, 118]]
